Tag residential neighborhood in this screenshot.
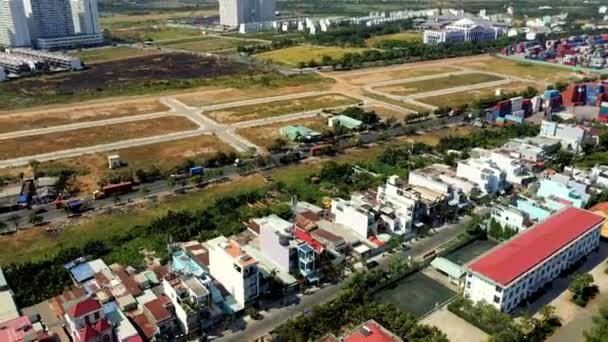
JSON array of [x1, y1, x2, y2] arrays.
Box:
[[2, 1, 608, 342]]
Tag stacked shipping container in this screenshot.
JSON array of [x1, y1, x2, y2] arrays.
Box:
[[599, 102, 608, 122]]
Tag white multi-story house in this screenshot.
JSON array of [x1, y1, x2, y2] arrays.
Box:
[[456, 158, 506, 194], [472, 148, 535, 186], [376, 176, 418, 236], [162, 273, 209, 335], [331, 194, 378, 240], [205, 236, 259, 310], [464, 207, 603, 312], [503, 139, 549, 163], [591, 165, 608, 188], [539, 120, 594, 152], [409, 163, 477, 196], [64, 298, 114, 342], [490, 204, 532, 231]]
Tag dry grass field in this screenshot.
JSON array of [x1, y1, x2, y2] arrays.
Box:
[[0, 116, 198, 160], [255, 45, 370, 67], [452, 56, 576, 84], [336, 66, 459, 85], [0, 99, 169, 133], [418, 81, 535, 108], [205, 94, 358, 123], [376, 73, 503, 97]]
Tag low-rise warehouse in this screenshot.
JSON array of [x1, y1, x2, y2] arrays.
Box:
[[280, 125, 322, 142]]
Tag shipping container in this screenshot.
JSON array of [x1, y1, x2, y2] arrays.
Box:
[[189, 166, 204, 176], [101, 182, 134, 197], [505, 115, 523, 124]]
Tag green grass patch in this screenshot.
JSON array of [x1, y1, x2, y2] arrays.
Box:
[[106, 26, 203, 43], [454, 56, 575, 83], [366, 32, 421, 47], [377, 73, 503, 97], [0, 175, 268, 266], [255, 45, 371, 67], [158, 37, 246, 52], [73, 46, 157, 63]]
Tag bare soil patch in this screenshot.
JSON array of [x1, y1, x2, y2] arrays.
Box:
[[0, 116, 198, 160], [0, 99, 168, 133]]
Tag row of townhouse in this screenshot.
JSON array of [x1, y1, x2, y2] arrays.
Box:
[[331, 166, 473, 247], [3, 201, 354, 342], [455, 120, 600, 197], [489, 172, 591, 232], [465, 207, 604, 312]]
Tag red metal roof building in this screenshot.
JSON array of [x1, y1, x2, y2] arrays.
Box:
[[464, 207, 604, 312], [71, 298, 101, 318], [317, 320, 402, 342]]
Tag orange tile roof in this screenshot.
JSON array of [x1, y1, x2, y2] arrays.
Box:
[[224, 240, 257, 267]]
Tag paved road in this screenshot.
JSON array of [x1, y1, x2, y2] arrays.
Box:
[[161, 97, 260, 153]]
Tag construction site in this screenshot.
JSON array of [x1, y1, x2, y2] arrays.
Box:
[[0, 54, 589, 208]]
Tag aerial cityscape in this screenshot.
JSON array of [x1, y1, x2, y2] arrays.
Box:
[[1, 0, 608, 341]]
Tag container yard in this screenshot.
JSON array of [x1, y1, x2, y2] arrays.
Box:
[[501, 34, 608, 71], [486, 95, 535, 125]]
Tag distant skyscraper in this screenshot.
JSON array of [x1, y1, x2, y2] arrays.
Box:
[[70, 0, 100, 35], [0, 0, 31, 46], [25, 0, 74, 40], [219, 0, 275, 27]]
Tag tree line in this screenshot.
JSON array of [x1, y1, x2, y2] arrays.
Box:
[[448, 296, 561, 342], [276, 269, 448, 341]]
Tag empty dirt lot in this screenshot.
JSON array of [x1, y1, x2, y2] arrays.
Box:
[[0, 99, 169, 133], [175, 75, 334, 107], [0, 116, 198, 160], [205, 94, 358, 123], [364, 105, 411, 120], [337, 66, 460, 85], [452, 56, 577, 84], [236, 116, 327, 148], [418, 81, 535, 108], [376, 73, 503, 97]]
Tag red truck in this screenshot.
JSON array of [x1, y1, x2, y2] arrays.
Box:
[[94, 182, 134, 200]]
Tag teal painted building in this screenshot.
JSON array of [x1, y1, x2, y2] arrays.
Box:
[[536, 177, 590, 209]]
